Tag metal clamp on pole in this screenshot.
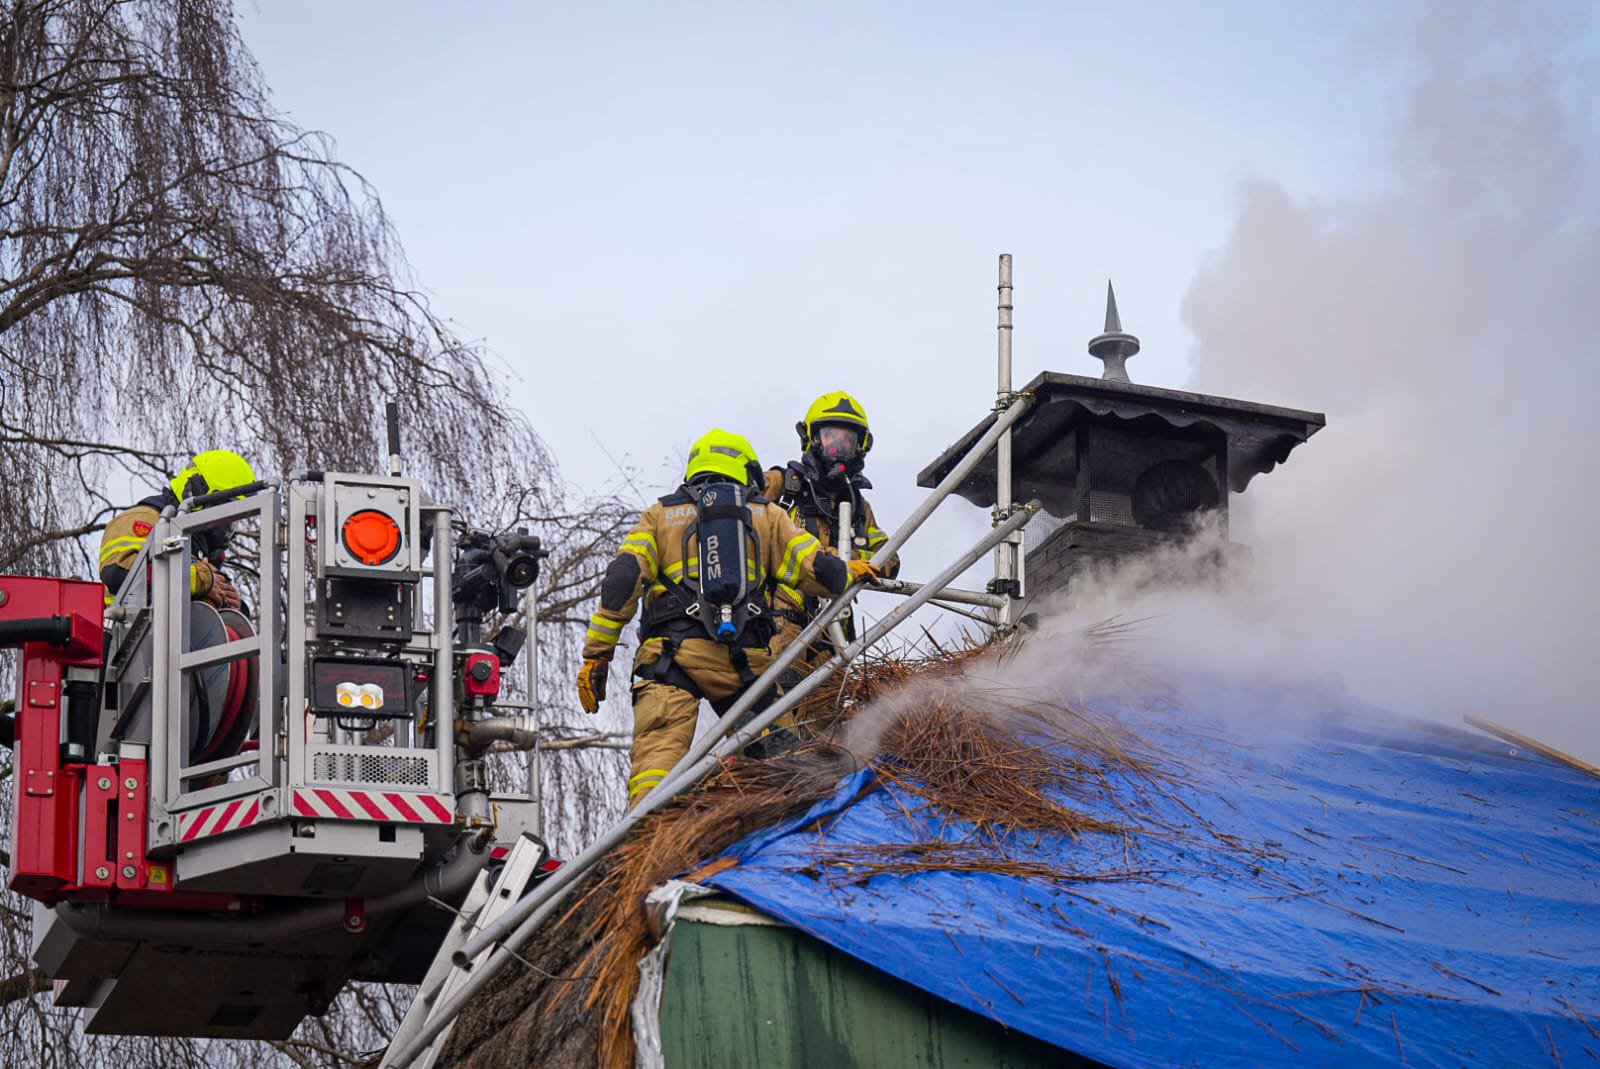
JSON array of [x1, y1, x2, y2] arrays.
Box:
[[993, 389, 1030, 412]]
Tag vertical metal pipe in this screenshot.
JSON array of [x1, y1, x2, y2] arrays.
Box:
[[524, 585, 541, 835], [430, 508, 455, 800], [526, 585, 539, 707], [994, 254, 1016, 628], [285, 487, 310, 796], [257, 490, 281, 789], [148, 519, 173, 819], [826, 498, 854, 649]]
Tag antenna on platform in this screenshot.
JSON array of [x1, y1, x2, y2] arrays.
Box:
[[386, 400, 402, 477]]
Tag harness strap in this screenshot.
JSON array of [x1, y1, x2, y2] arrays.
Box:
[[634, 638, 707, 702], [728, 644, 757, 688], [634, 638, 778, 719], [727, 648, 777, 727]]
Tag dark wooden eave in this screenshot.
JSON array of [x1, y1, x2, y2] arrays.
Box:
[[915, 371, 1326, 510]]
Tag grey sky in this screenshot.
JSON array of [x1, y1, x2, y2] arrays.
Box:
[[240, 1, 1395, 476], [241, 3, 1600, 759]]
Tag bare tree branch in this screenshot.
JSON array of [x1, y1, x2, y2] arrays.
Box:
[[0, 968, 46, 1007], [0, 4, 639, 1064]]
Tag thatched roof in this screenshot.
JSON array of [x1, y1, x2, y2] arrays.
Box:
[[426, 630, 1600, 1068]]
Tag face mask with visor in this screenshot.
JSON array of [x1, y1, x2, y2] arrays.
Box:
[[816, 424, 863, 466]]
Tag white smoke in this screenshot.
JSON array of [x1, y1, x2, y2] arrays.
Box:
[[1027, 3, 1600, 760]]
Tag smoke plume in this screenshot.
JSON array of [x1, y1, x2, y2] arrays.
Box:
[[1047, 4, 1600, 759]]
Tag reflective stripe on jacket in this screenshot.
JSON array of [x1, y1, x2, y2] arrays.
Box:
[[99, 498, 217, 600]]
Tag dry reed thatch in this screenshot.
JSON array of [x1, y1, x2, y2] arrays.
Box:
[[435, 627, 1158, 1068]]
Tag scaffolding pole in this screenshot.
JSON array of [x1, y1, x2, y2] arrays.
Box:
[[870, 578, 1007, 609], [992, 253, 1020, 627]]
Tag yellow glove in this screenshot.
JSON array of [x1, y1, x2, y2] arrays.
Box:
[[846, 558, 884, 585], [189, 559, 216, 598], [577, 658, 608, 714]]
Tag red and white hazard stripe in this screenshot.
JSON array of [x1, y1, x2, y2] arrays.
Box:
[[292, 787, 454, 824], [179, 794, 267, 842], [177, 788, 454, 842]]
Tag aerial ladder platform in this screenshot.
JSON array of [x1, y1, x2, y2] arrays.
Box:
[[0, 434, 554, 1039]]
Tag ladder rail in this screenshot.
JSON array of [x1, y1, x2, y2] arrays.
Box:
[[381, 834, 549, 1069]]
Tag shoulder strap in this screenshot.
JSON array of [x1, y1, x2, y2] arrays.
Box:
[[771, 473, 809, 530]]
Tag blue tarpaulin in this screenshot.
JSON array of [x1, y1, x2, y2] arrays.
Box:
[[701, 684, 1600, 1068]]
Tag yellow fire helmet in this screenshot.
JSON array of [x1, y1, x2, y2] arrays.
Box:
[[800, 390, 873, 453], [171, 449, 257, 503], [685, 429, 762, 486]]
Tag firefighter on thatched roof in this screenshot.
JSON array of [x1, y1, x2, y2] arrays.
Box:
[[764, 391, 900, 692], [578, 429, 882, 804]]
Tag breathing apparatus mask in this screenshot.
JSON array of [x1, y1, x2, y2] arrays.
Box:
[[809, 423, 865, 485]]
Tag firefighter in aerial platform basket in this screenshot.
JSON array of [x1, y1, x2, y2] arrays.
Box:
[[577, 429, 883, 804], [764, 391, 900, 698], [98, 448, 256, 609]]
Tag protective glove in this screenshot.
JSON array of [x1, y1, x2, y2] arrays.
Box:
[[577, 658, 608, 714], [845, 558, 884, 585], [206, 571, 243, 610]]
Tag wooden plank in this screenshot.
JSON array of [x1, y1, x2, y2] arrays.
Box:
[[1462, 714, 1600, 781]]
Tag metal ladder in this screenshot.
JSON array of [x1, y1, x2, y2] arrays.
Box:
[[381, 833, 549, 1069]]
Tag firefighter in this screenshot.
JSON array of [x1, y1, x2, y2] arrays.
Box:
[[763, 391, 900, 692], [98, 449, 256, 609], [577, 429, 881, 804]]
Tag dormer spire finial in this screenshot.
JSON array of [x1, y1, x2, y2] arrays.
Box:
[[1087, 280, 1140, 383]]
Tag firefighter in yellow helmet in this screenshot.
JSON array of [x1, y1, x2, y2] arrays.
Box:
[[98, 449, 257, 608], [763, 391, 900, 691], [577, 429, 882, 804]]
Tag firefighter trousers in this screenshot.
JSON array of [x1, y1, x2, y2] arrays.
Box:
[[765, 613, 846, 732], [627, 636, 774, 804]]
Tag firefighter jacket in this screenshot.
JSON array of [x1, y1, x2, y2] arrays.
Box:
[[98, 490, 227, 600], [762, 464, 899, 620], [582, 490, 850, 663]]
